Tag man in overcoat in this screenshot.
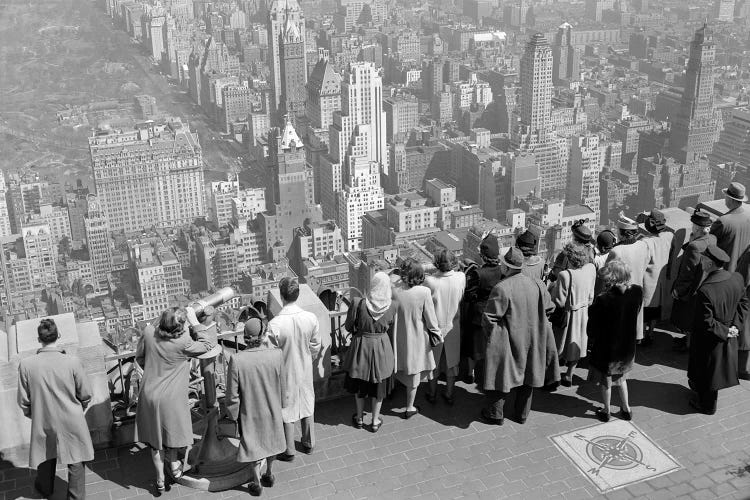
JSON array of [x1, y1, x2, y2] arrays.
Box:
[[710, 181, 750, 273], [480, 248, 560, 425], [688, 245, 749, 415], [670, 209, 715, 350], [225, 318, 287, 496], [17, 318, 94, 499], [464, 233, 504, 386], [268, 278, 321, 461]]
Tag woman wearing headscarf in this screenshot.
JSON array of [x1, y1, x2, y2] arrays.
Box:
[[392, 259, 441, 419], [342, 272, 397, 432], [424, 249, 466, 405], [550, 242, 596, 386], [135, 307, 214, 491]]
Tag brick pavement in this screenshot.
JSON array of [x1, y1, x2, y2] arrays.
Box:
[[2, 329, 750, 500]]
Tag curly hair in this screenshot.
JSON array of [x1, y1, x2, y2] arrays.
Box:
[[399, 258, 425, 288], [433, 249, 458, 273], [156, 307, 187, 339], [599, 259, 632, 290], [562, 241, 590, 270]]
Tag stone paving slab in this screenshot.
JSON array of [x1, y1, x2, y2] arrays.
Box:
[[2, 331, 750, 499]]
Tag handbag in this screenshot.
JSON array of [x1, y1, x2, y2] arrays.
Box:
[[427, 329, 442, 348], [549, 270, 571, 329]]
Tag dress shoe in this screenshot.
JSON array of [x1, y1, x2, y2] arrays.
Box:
[[739, 372, 750, 381], [688, 398, 716, 415], [300, 444, 314, 455], [260, 473, 275, 487], [479, 408, 503, 425], [248, 481, 263, 496], [617, 409, 633, 421], [596, 409, 610, 422], [403, 406, 420, 419], [276, 452, 295, 462]]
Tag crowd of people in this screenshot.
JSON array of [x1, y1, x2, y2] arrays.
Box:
[[16, 181, 750, 497]]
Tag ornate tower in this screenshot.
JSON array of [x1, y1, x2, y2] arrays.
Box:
[[267, 0, 307, 123]]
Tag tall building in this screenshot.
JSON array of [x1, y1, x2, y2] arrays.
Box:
[[89, 120, 206, 233], [21, 224, 58, 289], [715, 0, 736, 21], [129, 240, 188, 321], [552, 23, 580, 86], [585, 0, 604, 22], [383, 94, 419, 143], [267, 0, 307, 120], [338, 158, 385, 250], [84, 197, 112, 290], [711, 108, 750, 166], [306, 51, 342, 131], [567, 134, 604, 222], [278, 16, 307, 118], [669, 23, 718, 164], [209, 178, 240, 228], [0, 172, 12, 237], [261, 119, 323, 258], [518, 33, 553, 145]]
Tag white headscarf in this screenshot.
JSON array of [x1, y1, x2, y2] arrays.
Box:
[[365, 272, 393, 320]]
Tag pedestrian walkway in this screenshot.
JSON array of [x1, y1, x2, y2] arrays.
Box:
[[2, 328, 750, 500]]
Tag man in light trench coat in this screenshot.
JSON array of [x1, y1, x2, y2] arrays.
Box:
[[17, 318, 95, 499], [268, 277, 322, 461]]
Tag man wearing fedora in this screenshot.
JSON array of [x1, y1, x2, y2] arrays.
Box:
[[480, 248, 560, 425], [688, 245, 748, 415], [711, 181, 750, 273], [670, 210, 716, 351]]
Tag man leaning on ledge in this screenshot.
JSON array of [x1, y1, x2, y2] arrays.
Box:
[[17, 318, 95, 499]]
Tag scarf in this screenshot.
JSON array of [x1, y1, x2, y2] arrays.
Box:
[[366, 272, 392, 320]]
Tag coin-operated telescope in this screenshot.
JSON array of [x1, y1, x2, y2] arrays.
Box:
[[175, 287, 255, 491]]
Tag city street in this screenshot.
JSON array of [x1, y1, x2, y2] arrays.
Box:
[[2, 328, 750, 500]]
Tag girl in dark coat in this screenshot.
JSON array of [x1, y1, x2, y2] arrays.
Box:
[[587, 259, 643, 422], [342, 272, 397, 432]]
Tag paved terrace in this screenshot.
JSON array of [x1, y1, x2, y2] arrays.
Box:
[[2, 327, 750, 500]]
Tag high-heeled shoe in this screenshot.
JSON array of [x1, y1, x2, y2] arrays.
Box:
[[369, 418, 383, 433], [352, 413, 364, 429]]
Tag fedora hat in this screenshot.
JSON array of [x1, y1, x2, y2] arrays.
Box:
[[690, 209, 712, 227], [723, 182, 747, 202], [500, 247, 524, 270]]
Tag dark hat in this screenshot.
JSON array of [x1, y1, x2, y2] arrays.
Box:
[[500, 247, 524, 270], [644, 209, 666, 233], [516, 230, 537, 249], [572, 221, 592, 242], [690, 209, 712, 227], [596, 229, 617, 250], [243, 317, 264, 338], [723, 181, 748, 202], [705, 245, 730, 266], [480, 233, 500, 259]]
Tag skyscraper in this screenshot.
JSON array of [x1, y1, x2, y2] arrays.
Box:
[[552, 23, 580, 86], [306, 51, 342, 131], [0, 172, 12, 238], [260, 119, 323, 258], [519, 33, 553, 145], [567, 134, 605, 222], [278, 16, 307, 118], [84, 196, 113, 290], [268, 0, 307, 121], [338, 156, 385, 250], [669, 23, 718, 164], [89, 120, 206, 233]]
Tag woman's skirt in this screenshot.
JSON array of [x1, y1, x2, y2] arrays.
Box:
[[588, 365, 627, 388], [342, 332, 394, 383], [344, 375, 394, 399]]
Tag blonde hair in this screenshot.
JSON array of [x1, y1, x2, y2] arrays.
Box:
[[599, 259, 631, 290]]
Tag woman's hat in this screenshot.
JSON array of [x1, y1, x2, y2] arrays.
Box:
[[616, 213, 638, 231], [572, 221, 592, 242], [705, 245, 730, 266], [516, 230, 537, 249], [480, 233, 500, 259], [723, 181, 748, 202], [642, 209, 666, 233], [243, 317, 264, 338], [500, 247, 524, 270], [596, 229, 617, 250], [690, 209, 712, 227]]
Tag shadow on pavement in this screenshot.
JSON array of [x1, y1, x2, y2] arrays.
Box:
[[625, 379, 693, 415]]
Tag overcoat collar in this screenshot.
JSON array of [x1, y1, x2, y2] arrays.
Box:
[[701, 268, 733, 287], [36, 345, 66, 354]]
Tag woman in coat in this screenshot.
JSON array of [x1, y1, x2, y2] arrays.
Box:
[[392, 258, 441, 419], [587, 259, 642, 422], [224, 318, 286, 496], [551, 242, 596, 386], [135, 307, 213, 490], [640, 209, 675, 342], [607, 215, 650, 342], [424, 249, 466, 405], [342, 271, 397, 432]]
